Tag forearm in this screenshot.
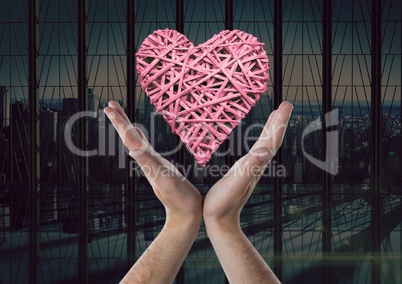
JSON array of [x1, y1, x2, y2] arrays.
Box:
[[121, 217, 201, 284], [205, 220, 280, 284]]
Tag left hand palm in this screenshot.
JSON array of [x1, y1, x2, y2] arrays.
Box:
[[104, 101, 202, 224]]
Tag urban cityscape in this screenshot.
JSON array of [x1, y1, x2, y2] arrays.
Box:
[[0, 0, 402, 282], [1, 81, 402, 282]]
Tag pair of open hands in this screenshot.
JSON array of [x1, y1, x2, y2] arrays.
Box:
[[104, 100, 293, 283], [104, 101, 292, 228]]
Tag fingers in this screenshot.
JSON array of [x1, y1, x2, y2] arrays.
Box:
[[226, 102, 293, 189], [104, 106, 146, 153], [108, 101, 131, 125], [268, 101, 293, 152], [104, 105, 161, 182], [264, 110, 277, 133], [104, 101, 182, 186], [252, 101, 293, 155]]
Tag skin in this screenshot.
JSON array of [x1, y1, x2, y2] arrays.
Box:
[[104, 101, 203, 284], [204, 102, 293, 283], [104, 100, 293, 284]]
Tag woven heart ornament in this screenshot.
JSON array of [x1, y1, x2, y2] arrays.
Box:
[[136, 29, 269, 167]]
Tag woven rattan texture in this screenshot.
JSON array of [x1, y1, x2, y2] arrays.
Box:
[[136, 29, 269, 166]]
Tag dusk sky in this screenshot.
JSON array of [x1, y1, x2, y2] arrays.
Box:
[[0, 0, 400, 105]]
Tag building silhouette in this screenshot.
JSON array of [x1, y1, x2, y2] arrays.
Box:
[[0, 85, 10, 130]]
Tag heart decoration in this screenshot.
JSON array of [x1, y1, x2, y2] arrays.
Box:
[[136, 29, 269, 167]]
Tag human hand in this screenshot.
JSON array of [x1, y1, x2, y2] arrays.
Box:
[[202, 102, 292, 284], [105, 101, 203, 283], [104, 101, 202, 228], [203, 101, 293, 230]]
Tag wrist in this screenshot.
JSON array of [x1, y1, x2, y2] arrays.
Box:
[[204, 215, 242, 237], [165, 212, 202, 235]]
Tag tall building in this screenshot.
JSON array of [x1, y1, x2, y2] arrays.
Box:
[[0, 130, 10, 185], [10, 100, 29, 182], [61, 88, 97, 116], [58, 89, 98, 183], [0, 85, 10, 130], [0, 86, 10, 183], [40, 108, 58, 182], [88, 88, 99, 112], [88, 88, 94, 112], [61, 97, 79, 118]]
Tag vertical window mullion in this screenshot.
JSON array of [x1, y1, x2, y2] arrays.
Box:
[[175, 0, 185, 283], [28, 0, 40, 283], [126, 0, 137, 270], [77, 0, 89, 283], [224, 2, 233, 283], [322, 0, 332, 283], [224, 0, 233, 172], [273, 0, 283, 281], [370, 0, 382, 283]]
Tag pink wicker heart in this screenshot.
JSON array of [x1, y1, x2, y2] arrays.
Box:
[[136, 29, 269, 167]]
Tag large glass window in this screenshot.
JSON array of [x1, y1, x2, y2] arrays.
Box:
[[0, 0, 400, 283]]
